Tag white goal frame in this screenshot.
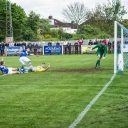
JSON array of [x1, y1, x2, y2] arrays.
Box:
[[114, 21, 128, 74]]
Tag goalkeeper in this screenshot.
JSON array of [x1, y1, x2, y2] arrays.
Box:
[[33, 63, 50, 72], [21, 63, 50, 73], [92, 41, 107, 68]]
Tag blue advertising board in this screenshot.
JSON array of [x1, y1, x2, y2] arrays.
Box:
[[6, 46, 22, 56], [43, 45, 63, 55]]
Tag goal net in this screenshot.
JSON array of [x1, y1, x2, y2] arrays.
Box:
[[114, 21, 128, 74]]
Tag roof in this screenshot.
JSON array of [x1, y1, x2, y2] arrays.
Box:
[[49, 17, 78, 29]]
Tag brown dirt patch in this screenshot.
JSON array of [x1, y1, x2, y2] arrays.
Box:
[[51, 68, 112, 74]]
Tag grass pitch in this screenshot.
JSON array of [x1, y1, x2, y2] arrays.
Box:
[[0, 54, 128, 128]]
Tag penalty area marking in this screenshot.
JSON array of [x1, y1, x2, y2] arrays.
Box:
[[68, 73, 116, 128]]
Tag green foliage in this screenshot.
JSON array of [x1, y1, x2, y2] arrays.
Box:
[[22, 27, 36, 41], [11, 3, 27, 41], [39, 19, 50, 34], [105, 0, 127, 21], [50, 29, 59, 38], [27, 11, 40, 33], [77, 25, 101, 35], [97, 32, 111, 39], [57, 28, 63, 40], [84, 0, 127, 37], [50, 29, 72, 40], [76, 24, 111, 39], [26, 12, 51, 41], [26, 11, 52, 41], [122, 19, 128, 28], [0, 0, 127, 42], [43, 37, 59, 41], [0, 0, 6, 41], [72, 34, 86, 40], [44, 34, 52, 39], [61, 32, 73, 40], [83, 20, 114, 37]]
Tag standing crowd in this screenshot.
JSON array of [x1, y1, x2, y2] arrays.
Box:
[[0, 42, 42, 56], [0, 39, 114, 56]]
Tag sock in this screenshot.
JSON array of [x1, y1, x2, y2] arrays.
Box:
[[19, 68, 25, 73], [96, 60, 100, 67], [98, 60, 100, 66], [17, 68, 20, 71]]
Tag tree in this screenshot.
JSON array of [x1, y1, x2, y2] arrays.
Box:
[[86, 4, 105, 21], [22, 27, 35, 41], [39, 18, 50, 34], [62, 2, 88, 26], [0, 0, 6, 41], [0, 0, 28, 41], [104, 0, 127, 21], [122, 19, 128, 28], [82, 0, 127, 36], [27, 11, 40, 33], [27, 11, 50, 41], [11, 3, 27, 41], [84, 4, 113, 36], [77, 25, 101, 35]]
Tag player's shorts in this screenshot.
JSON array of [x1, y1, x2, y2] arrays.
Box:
[[97, 52, 104, 58], [19, 57, 31, 65], [7, 68, 13, 74]]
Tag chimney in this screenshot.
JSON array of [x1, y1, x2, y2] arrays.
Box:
[[48, 16, 53, 19]]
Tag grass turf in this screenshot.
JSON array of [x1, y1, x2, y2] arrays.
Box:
[[0, 54, 128, 128]]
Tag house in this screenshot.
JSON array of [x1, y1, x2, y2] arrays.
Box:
[[48, 16, 78, 34]]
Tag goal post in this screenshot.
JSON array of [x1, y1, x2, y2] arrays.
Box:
[[114, 21, 128, 74]]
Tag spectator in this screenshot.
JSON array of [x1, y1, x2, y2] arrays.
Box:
[[33, 46, 37, 55], [67, 42, 71, 54], [78, 39, 83, 54], [48, 42, 52, 46], [93, 40, 98, 45], [78, 39, 83, 46], [88, 40, 93, 45], [0, 43, 5, 56], [63, 40, 68, 54], [74, 42, 79, 54], [108, 41, 112, 53], [103, 39, 108, 45], [112, 41, 114, 52], [0, 43, 1, 55], [56, 42, 60, 46]]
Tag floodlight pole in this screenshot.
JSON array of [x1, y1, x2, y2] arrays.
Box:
[[5, 0, 13, 43], [114, 21, 117, 74]]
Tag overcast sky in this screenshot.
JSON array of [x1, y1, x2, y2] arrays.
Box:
[[10, 0, 128, 21]]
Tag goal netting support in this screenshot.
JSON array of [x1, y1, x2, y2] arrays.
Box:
[[114, 21, 128, 74]]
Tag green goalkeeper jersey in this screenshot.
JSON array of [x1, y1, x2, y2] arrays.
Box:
[[92, 43, 107, 57]]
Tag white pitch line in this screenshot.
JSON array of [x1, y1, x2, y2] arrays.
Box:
[[68, 74, 116, 128]]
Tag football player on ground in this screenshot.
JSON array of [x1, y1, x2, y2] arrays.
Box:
[[24, 63, 50, 73], [0, 60, 24, 75]]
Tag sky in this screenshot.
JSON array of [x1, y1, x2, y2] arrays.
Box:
[[10, 0, 128, 21]]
